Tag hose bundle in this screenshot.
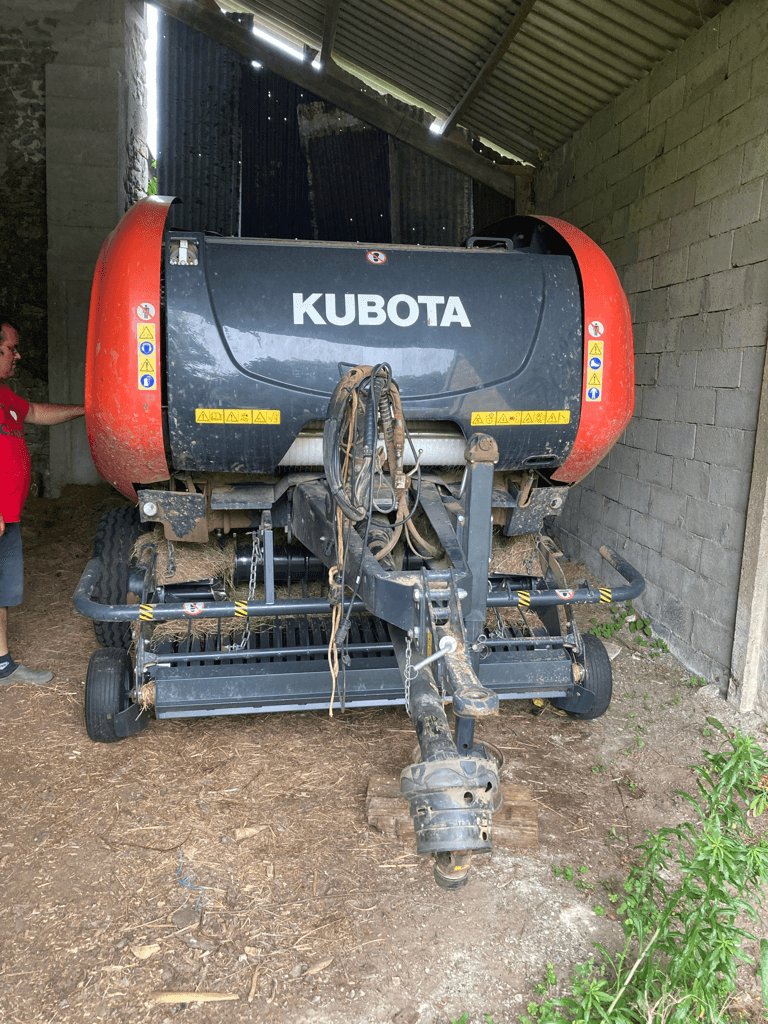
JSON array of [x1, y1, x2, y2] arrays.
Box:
[[323, 364, 440, 713]]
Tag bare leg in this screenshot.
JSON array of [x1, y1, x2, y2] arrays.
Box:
[[0, 607, 7, 657]]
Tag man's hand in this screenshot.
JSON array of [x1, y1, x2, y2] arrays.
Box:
[[0, 513, 5, 537], [25, 402, 85, 426]]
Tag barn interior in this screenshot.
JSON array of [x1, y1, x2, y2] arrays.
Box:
[[3, 0, 767, 711], [2, 1, 768, 1018]]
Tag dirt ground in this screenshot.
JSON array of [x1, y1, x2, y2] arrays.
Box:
[[2, 484, 768, 1024]]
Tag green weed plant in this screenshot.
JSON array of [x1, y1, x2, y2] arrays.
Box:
[[588, 603, 669, 659], [523, 719, 768, 1023]]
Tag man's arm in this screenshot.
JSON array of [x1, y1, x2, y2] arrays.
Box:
[[25, 402, 85, 426]]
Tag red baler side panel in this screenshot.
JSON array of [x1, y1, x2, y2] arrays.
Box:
[[85, 197, 173, 500], [539, 217, 634, 484]]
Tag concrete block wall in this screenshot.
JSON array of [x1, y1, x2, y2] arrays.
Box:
[[535, 0, 768, 687]]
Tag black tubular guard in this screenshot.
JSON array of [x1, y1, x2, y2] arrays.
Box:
[[72, 545, 645, 624]]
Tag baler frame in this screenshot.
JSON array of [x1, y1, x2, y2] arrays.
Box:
[[78, 198, 645, 887]]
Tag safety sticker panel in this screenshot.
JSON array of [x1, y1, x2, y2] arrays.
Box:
[[471, 410, 571, 426], [195, 408, 281, 424], [137, 323, 157, 390], [585, 339, 603, 402]]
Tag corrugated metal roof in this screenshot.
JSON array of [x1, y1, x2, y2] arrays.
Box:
[[222, 0, 732, 164]]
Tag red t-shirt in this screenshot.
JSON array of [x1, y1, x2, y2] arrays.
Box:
[[0, 386, 31, 523]]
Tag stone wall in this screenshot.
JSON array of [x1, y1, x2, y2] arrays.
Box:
[[535, 0, 768, 687], [0, 15, 55, 477], [0, 0, 148, 492]]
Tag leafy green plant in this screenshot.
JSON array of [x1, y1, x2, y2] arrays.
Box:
[[588, 604, 629, 640], [683, 675, 708, 688], [522, 721, 768, 1023], [648, 636, 669, 659], [589, 603, 669, 658], [147, 158, 158, 196], [534, 963, 558, 996], [628, 611, 653, 638]]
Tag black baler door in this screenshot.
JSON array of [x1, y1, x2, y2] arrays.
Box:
[[164, 236, 582, 472]]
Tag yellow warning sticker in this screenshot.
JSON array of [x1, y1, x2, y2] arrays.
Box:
[[587, 371, 603, 387], [589, 340, 603, 357], [252, 410, 281, 424], [471, 410, 570, 426], [495, 410, 520, 425], [137, 324, 156, 341], [471, 411, 498, 427], [195, 408, 224, 423], [195, 408, 281, 424], [139, 356, 156, 374], [225, 409, 252, 424]]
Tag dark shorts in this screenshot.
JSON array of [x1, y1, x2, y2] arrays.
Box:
[[0, 522, 23, 607]]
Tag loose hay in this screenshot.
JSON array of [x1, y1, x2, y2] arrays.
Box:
[[144, 580, 325, 644], [489, 529, 537, 574], [130, 527, 537, 645], [133, 527, 235, 586]]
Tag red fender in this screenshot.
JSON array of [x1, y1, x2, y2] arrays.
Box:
[[537, 217, 634, 484], [85, 197, 174, 500]]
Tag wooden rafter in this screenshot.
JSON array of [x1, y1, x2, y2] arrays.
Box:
[[320, 0, 342, 66], [441, 0, 538, 137]]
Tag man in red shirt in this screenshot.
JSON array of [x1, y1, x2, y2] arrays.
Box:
[[1, 320, 86, 684]]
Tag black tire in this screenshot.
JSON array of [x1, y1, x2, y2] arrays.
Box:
[[85, 647, 133, 743], [553, 632, 613, 720], [92, 506, 145, 648]]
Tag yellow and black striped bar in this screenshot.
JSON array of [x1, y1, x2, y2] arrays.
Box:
[[599, 588, 612, 603], [139, 604, 155, 620], [234, 600, 249, 617]]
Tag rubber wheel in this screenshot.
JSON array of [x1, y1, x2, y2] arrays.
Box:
[[553, 632, 613, 720], [85, 647, 134, 743], [92, 506, 145, 649]]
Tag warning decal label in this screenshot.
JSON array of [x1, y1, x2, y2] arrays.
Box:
[[585, 338, 603, 401], [224, 409, 253, 424], [195, 408, 224, 423], [471, 410, 571, 426], [137, 323, 157, 390], [195, 409, 281, 424]]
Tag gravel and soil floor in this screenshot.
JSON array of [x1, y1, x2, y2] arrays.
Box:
[[1, 484, 767, 1024]]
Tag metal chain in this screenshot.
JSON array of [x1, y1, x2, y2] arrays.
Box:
[[232, 531, 261, 651], [164, 540, 176, 579], [404, 632, 414, 717]]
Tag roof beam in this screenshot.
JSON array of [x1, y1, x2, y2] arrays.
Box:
[[441, 0, 538, 136], [151, 0, 529, 197], [319, 0, 342, 66]]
